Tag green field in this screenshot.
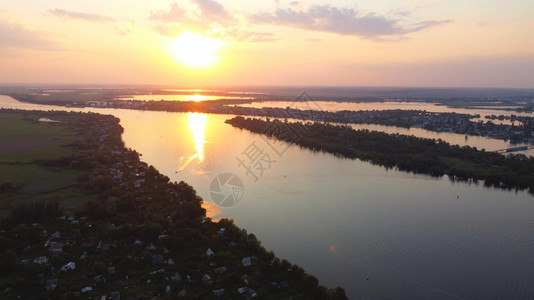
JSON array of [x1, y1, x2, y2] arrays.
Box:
[[0, 112, 95, 217]]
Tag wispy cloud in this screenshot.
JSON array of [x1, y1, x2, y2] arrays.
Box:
[[193, 0, 231, 21], [0, 19, 62, 51], [230, 31, 277, 42], [149, 3, 186, 22], [115, 21, 135, 36], [149, 0, 231, 23], [149, 1, 273, 42], [47, 9, 114, 22], [252, 4, 452, 40]]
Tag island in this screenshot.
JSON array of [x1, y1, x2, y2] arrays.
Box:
[[225, 116, 534, 194]]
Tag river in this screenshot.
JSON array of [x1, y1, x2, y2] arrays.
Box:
[[1, 95, 534, 299]]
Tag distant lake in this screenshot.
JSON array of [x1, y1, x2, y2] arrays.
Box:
[[1, 95, 534, 298], [116, 94, 254, 101], [236, 100, 534, 125]]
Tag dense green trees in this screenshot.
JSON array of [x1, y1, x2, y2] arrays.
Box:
[[227, 116, 534, 194], [0, 111, 347, 299]]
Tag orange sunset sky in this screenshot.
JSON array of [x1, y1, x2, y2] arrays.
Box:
[[1, 0, 533, 88]]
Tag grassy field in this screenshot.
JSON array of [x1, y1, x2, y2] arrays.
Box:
[[0, 112, 95, 217]]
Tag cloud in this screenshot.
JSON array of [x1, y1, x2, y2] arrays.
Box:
[[47, 9, 114, 22], [149, 0, 231, 23], [231, 31, 277, 42], [252, 4, 451, 39], [192, 0, 231, 21], [149, 1, 272, 43], [0, 19, 62, 51], [115, 21, 135, 36], [149, 3, 186, 22]]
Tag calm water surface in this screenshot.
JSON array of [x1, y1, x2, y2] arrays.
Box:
[[237, 100, 534, 117], [237, 100, 534, 126], [117, 94, 253, 101], [1, 95, 534, 299]]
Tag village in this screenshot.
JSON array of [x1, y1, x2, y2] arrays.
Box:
[[0, 110, 347, 299]]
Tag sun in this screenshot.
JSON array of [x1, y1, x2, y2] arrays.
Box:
[[172, 32, 222, 69]]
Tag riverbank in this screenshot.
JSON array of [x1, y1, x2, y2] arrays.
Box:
[[0, 109, 346, 299], [226, 116, 534, 195]]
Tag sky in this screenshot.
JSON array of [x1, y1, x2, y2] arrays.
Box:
[[1, 0, 534, 88]]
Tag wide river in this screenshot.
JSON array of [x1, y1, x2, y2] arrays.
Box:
[[1, 95, 534, 299]]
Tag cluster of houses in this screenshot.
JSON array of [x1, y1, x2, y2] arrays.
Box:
[[86, 97, 534, 143], [86, 101, 147, 109], [0, 111, 343, 299]]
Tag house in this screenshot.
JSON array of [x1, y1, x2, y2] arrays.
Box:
[[152, 254, 164, 264], [146, 243, 156, 251], [45, 279, 58, 291], [96, 241, 111, 251], [49, 242, 64, 254], [206, 248, 214, 257], [34, 256, 48, 265], [245, 288, 258, 298], [212, 289, 224, 297], [214, 266, 227, 275], [242, 257, 252, 267], [171, 272, 182, 282], [238, 287, 257, 298], [110, 291, 120, 300], [61, 261, 76, 272], [202, 274, 213, 286]]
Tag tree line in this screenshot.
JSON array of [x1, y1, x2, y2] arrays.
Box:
[[226, 116, 534, 194]]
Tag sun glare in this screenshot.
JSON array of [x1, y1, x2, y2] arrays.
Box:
[[176, 112, 207, 172], [187, 95, 208, 102], [172, 32, 222, 69]]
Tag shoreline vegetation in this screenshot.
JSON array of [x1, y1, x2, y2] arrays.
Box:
[[0, 109, 347, 299], [6, 92, 534, 143], [225, 116, 534, 195], [3, 86, 534, 110]]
